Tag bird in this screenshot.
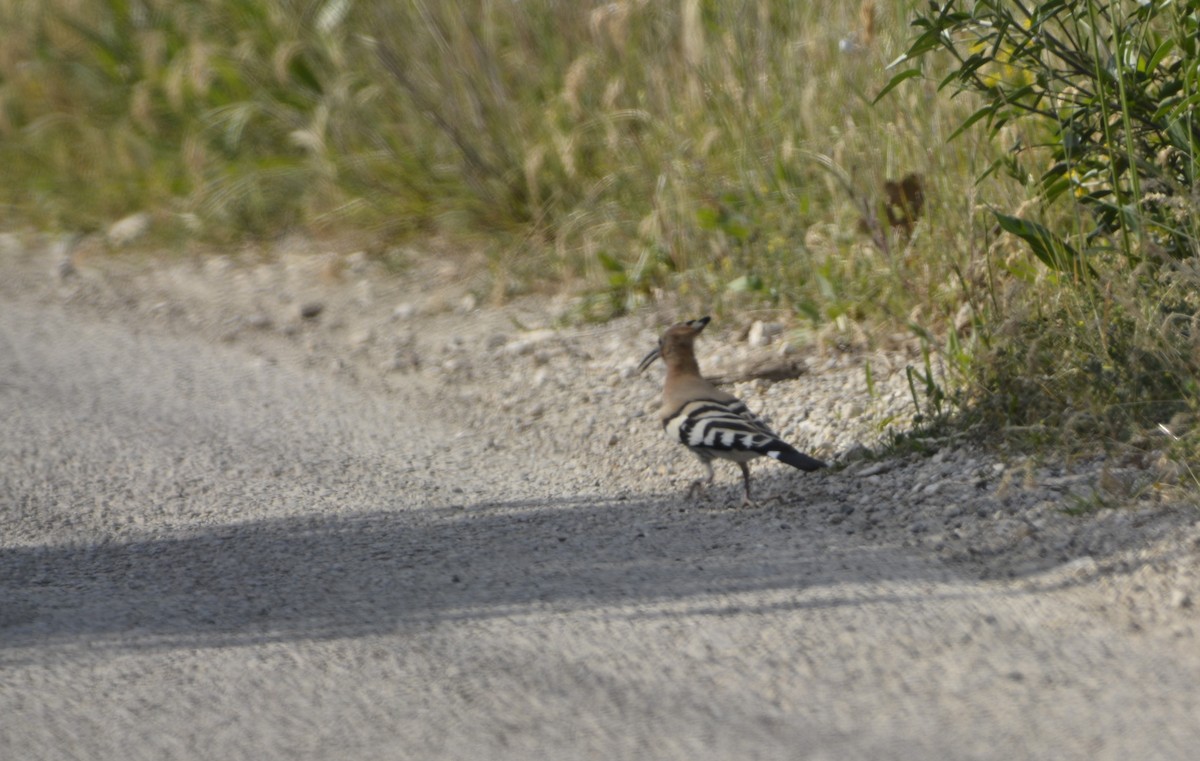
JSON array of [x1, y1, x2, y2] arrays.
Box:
[[638, 315, 826, 506]]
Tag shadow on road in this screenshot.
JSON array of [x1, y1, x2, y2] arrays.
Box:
[[1, 482, 1185, 656], [0, 492, 962, 653]]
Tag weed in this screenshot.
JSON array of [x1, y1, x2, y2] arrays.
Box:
[[883, 0, 1200, 457], [2, 0, 1003, 333], [4, 0, 1198, 470]]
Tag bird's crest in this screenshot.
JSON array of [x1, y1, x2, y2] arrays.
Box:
[[637, 316, 710, 373]]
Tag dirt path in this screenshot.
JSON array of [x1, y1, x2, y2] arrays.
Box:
[[2, 237, 1199, 759]]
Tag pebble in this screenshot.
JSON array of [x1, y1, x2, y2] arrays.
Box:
[[107, 212, 151, 247], [837, 401, 865, 419], [856, 462, 894, 477], [748, 320, 783, 347], [841, 443, 871, 462], [506, 340, 536, 356], [245, 313, 272, 330], [456, 294, 478, 314], [1061, 556, 1100, 578]]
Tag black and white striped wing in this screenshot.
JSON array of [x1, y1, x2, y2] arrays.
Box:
[[664, 398, 781, 454], [722, 398, 777, 436]]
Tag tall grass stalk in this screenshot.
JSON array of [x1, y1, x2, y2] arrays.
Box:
[[1, 0, 1010, 325]]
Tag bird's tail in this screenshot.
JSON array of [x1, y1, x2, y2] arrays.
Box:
[[768, 443, 827, 471]]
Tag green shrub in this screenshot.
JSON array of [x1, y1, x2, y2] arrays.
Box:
[[888, 0, 1200, 270], [885, 0, 1200, 455]]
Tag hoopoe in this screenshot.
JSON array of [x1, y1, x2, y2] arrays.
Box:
[[638, 316, 826, 506]]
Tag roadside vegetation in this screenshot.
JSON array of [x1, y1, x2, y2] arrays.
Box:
[[2, 0, 1197, 470]]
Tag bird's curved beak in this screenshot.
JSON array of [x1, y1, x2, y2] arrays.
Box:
[[688, 315, 711, 332], [637, 347, 661, 374]]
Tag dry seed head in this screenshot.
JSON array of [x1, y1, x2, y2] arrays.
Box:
[[290, 128, 325, 154], [140, 30, 167, 76], [188, 42, 214, 96], [165, 60, 186, 112], [589, 2, 637, 51], [130, 82, 155, 134], [523, 145, 545, 218], [602, 77, 624, 110], [554, 131, 577, 179], [274, 40, 304, 86], [638, 209, 660, 241], [182, 133, 206, 179], [681, 0, 705, 68], [563, 55, 593, 117]]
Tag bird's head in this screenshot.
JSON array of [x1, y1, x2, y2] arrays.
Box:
[[637, 315, 710, 373]]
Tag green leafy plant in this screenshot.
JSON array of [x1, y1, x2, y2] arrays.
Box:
[[881, 0, 1200, 459], [885, 0, 1200, 272]]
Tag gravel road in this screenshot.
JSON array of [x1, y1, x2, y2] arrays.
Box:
[[2, 236, 1199, 760]]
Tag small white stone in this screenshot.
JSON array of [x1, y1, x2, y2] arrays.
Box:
[[244, 313, 272, 330], [747, 320, 784, 347], [748, 321, 769, 347], [107, 212, 151, 247], [856, 462, 891, 477], [1060, 556, 1099, 578], [456, 294, 478, 314], [506, 339, 534, 356]]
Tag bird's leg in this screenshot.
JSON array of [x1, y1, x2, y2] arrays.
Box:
[[738, 462, 757, 508], [687, 459, 715, 501]]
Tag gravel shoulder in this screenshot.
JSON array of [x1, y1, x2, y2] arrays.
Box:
[[2, 234, 1199, 760]]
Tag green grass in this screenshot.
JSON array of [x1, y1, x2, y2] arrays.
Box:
[[2, 0, 1198, 473], [0, 0, 1006, 311]]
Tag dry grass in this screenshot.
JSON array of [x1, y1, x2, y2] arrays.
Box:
[[3, 0, 1197, 466], [0, 1, 1012, 320]]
